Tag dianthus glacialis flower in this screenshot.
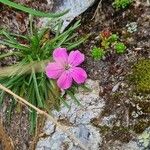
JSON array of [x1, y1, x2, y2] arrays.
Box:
[[45, 48, 87, 89]]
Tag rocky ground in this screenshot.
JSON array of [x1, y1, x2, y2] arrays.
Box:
[[0, 0, 150, 150]]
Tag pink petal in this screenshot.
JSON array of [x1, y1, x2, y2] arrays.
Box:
[[45, 62, 64, 79], [68, 50, 85, 67], [57, 71, 72, 89], [70, 67, 87, 84], [53, 48, 68, 64]]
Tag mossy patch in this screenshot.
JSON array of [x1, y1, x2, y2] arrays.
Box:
[[129, 59, 150, 94]]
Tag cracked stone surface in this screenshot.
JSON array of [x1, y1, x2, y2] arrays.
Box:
[[36, 79, 104, 150]]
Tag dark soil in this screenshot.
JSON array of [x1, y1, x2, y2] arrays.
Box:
[[80, 0, 150, 148], [0, 0, 150, 149]]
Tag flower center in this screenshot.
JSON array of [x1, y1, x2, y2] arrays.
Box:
[[65, 64, 71, 70]]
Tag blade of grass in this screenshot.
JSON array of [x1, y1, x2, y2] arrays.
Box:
[[1, 30, 18, 43], [59, 97, 70, 109], [67, 35, 89, 50], [67, 91, 81, 106], [32, 70, 43, 108], [0, 52, 22, 60], [28, 80, 37, 133], [56, 20, 63, 37], [10, 33, 29, 40], [0, 91, 5, 104], [0, 40, 29, 51], [29, 109, 37, 134], [29, 15, 33, 36], [0, 0, 69, 18], [80, 84, 91, 91]]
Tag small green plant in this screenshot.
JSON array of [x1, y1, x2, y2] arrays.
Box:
[[101, 33, 119, 48], [92, 30, 126, 60], [108, 34, 119, 42], [114, 42, 126, 54], [113, 0, 133, 10], [91, 47, 105, 60], [129, 59, 150, 94]]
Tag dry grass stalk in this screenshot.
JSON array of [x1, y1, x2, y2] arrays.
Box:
[[0, 60, 49, 77]]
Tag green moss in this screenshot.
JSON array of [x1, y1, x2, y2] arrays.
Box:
[[130, 59, 150, 94]]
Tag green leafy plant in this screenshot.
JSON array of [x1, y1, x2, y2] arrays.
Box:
[[100, 33, 119, 49], [92, 30, 126, 60], [0, 0, 68, 18], [0, 20, 88, 133], [108, 34, 119, 42], [91, 47, 105, 60], [114, 42, 126, 54], [113, 0, 133, 10]]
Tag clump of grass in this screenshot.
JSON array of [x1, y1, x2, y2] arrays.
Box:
[[0, 20, 88, 133], [129, 59, 150, 94]]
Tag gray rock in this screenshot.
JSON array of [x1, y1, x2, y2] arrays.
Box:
[[38, 0, 96, 31], [36, 79, 104, 150], [36, 79, 144, 150]]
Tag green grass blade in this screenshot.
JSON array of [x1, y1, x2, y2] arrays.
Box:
[[1, 30, 18, 43], [0, 0, 69, 18], [59, 97, 70, 109], [56, 20, 63, 37], [10, 33, 29, 40], [32, 70, 43, 108], [67, 91, 81, 106], [0, 52, 22, 60], [0, 40, 29, 51], [67, 36, 89, 50], [29, 109, 37, 134], [80, 84, 91, 91], [29, 15, 33, 36], [0, 91, 5, 104]]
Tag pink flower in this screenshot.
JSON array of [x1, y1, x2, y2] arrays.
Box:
[[45, 48, 87, 89]]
